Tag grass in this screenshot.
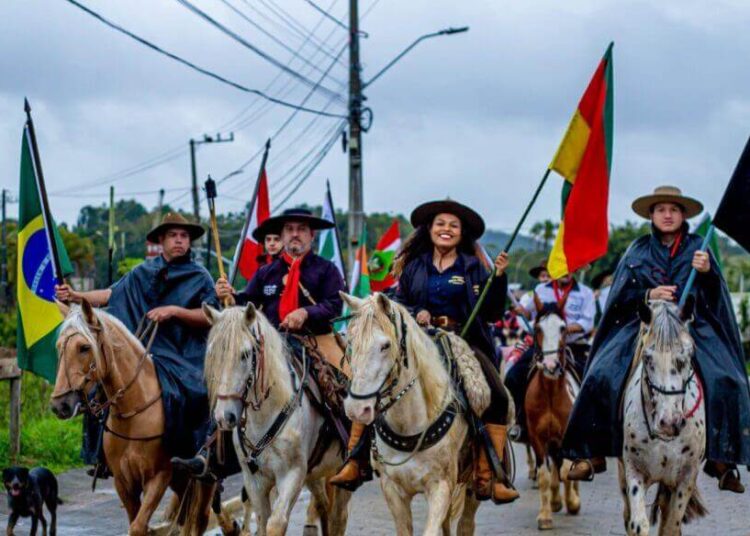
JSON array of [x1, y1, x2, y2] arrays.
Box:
[[1, 372, 85, 474]]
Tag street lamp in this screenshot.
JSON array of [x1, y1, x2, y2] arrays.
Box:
[[363, 26, 469, 88]]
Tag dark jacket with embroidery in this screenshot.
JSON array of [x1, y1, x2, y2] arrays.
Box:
[[562, 230, 750, 464], [235, 253, 345, 334], [395, 252, 508, 361]]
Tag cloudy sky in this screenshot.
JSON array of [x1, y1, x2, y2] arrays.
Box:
[[2, 0, 750, 236]]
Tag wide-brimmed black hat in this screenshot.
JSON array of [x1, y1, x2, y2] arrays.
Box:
[[261, 207, 335, 234], [410, 199, 485, 239], [528, 259, 549, 279], [251, 218, 283, 242], [146, 212, 205, 243]]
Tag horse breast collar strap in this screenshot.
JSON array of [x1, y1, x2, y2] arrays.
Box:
[[374, 401, 459, 452]]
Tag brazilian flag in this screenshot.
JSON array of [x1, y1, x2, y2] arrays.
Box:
[[17, 111, 73, 382]]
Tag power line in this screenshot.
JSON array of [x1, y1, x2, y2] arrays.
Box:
[[303, 0, 348, 31], [175, 0, 344, 101], [63, 0, 346, 118]]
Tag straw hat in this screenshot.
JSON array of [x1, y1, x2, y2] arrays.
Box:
[[410, 199, 485, 239], [146, 212, 205, 243], [631, 185, 703, 219]]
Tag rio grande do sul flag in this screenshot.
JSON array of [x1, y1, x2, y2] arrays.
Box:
[[369, 220, 400, 292], [548, 43, 614, 279], [17, 109, 73, 382], [235, 168, 270, 281]]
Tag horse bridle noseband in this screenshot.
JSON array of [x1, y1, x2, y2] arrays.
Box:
[[532, 312, 570, 379]]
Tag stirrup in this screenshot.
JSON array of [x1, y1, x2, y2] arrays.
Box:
[[718, 467, 745, 494], [568, 459, 595, 482]]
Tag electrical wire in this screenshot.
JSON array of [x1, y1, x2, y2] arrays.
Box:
[[303, 0, 347, 31], [63, 0, 346, 118]]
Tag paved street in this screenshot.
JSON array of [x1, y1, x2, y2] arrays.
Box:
[[2, 445, 748, 535]]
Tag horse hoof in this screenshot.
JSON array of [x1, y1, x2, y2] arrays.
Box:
[[566, 501, 581, 516], [302, 524, 319, 536], [551, 500, 563, 513], [537, 518, 553, 530]]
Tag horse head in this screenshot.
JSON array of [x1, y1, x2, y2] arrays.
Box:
[[533, 294, 568, 378], [50, 299, 106, 420], [204, 303, 283, 431], [637, 298, 696, 438]]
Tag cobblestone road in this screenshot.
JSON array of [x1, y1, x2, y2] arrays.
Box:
[[2, 446, 748, 535]]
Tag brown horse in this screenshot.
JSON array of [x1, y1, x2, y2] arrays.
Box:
[[525, 299, 581, 530], [50, 300, 219, 536]]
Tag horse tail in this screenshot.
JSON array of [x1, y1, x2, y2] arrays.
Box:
[[179, 480, 216, 536], [683, 487, 708, 523], [449, 483, 467, 521]]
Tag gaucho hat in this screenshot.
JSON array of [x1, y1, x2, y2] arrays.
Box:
[[146, 212, 205, 243], [261, 207, 335, 234], [528, 259, 550, 279], [410, 199, 486, 239], [631, 185, 703, 219], [251, 218, 283, 242]]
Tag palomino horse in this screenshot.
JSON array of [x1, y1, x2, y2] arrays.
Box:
[[50, 301, 218, 536], [342, 292, 489, 536], [526, 299, 581, 530], [203, 303, 351, 536], [618, 299, 706, 536]]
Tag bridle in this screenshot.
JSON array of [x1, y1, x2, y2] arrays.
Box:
[[53, 314, 162, 440], [216, 330, 271, 411], [346, 310, 415, 414], [532, 311, 570, 379]]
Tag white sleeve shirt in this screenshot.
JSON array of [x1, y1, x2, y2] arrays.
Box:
[[533, 281, 596, 343]]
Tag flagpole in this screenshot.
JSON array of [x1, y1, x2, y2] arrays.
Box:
[[461, 168, 552, 337], [327, 179, 349, 288], [107, 186, 115, 285], [24, 98, 64, 285], [228, 138, 271, 286], [678, 225, 714, 308], [205, 176, 230, 307]]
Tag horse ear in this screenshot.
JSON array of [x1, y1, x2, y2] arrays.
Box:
[[339, 291, 364, 311], [638, 300, 652, 325], [533, 293, 543, 313], [56, 300, 70, 318], [202, 302, 221, 325], [81, 298, 98, 327], [376, 292, 391, 314], [680, 294, 696, 322], [244, 302, 257, 325]]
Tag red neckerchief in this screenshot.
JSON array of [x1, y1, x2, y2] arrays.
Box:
[[669, 232, 683, 259], [279, 251, 307, 322], [553, 279, 575, 320]]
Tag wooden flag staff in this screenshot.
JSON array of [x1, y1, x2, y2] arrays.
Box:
[[205, 176, 229, 307]]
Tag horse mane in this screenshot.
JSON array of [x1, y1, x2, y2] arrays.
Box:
[[348, 294, 452, 418], [646, 301, 686, 355], [204, 306, 288, 408]]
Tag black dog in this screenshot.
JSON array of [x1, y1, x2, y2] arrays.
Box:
[[3, 467, 61, 536]]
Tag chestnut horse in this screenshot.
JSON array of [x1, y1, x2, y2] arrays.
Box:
[[525, 299, 581, 530], [50, 301, 220, 536]]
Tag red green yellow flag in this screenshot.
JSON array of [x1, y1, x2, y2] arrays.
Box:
[[548, 43, 614, 279]]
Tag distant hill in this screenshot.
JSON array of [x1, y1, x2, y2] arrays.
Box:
[[480, 228, 541, 254]]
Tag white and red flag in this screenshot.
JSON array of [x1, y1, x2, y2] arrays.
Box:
[[231, 169, 270, 283]]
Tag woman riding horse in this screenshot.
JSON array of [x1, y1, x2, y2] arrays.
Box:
[[562, 185, 750, 492], [333, 199, 519, 503]]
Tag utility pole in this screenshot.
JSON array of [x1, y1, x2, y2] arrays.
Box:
[[189, 133, 235, 222], [1, 189, 8, 311], [347, 0, 364, 265], [156, 188, 165, 225]]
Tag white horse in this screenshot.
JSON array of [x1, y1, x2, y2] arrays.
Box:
[[619, 299, 707, 536], [203, 303, 351, 536], [342, 292, 491, 536]]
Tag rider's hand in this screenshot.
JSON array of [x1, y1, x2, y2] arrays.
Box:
[[692, 250, 711, 274], [280, 308, 308, 331], [494, 251, 510, 276], [55, 284, 80, 303], [649, 286, 678, 302], [416, 310, 432, 326], [147, 305, 178, 323], [215, 277, 236, 303]]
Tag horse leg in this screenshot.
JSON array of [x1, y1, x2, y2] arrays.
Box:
[[456, 490, 480, 536], [617, 459, 631, 532], [381, 478, 414, 536], [550, 461, 563, 513], [659, 479, 693, 536], [423, 480, 453, 536], [536, 461, 553, 530], [305, 478, 329, 536], [327, 486, 352, 536], [267, 468, 305, 536], [113, 477, 141, 524], [246, 477, 272, 536], [240, 487, 254, 536], [623, 462, 649, 536], [560, 459, 580, 515], [130, 470, 171, 536], [526, 444, 538, 485]]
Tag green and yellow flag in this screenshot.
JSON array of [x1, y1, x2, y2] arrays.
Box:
[[349, 227, 371, 298], [17, 106, 73, 382]]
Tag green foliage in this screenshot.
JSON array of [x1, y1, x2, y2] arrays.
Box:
[[740, 296, 749, 334], [118, 257, 144, 277], [0, 417, 83, 474], [0, 309, 16, 348]]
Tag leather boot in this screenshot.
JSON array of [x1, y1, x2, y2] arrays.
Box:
[[474, 424, 520, 504], [706, 461, 745, 494], [566, 457, 606, 482], [330, 422, 367, 491]]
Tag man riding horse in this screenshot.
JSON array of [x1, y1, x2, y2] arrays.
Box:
[[55, 212, 218, 478], [333, 199, 520, 503], [174, 207, 347, 478], [562, 185, 750, 492]]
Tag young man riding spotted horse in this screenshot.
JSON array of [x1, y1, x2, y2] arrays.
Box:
[[562, 185, 750, 492]]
